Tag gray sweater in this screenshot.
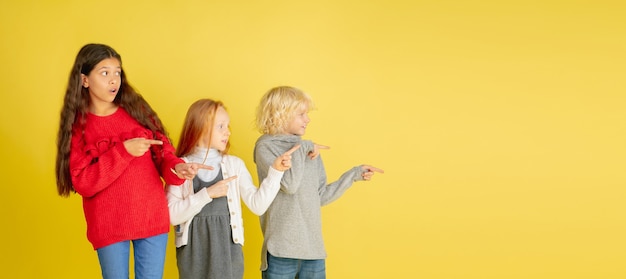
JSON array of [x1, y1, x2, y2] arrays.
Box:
[[254, 134, 364, 271]]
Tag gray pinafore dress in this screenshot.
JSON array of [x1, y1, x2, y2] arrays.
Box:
[[176, 170, 244, 279]]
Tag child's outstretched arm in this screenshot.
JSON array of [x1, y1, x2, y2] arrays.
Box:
[[171, 162, 214, 180], [319, 164, 384, 206], [255, 140, 312, 194], [241, 145, 299, 215], [151, 131, 213, 183]]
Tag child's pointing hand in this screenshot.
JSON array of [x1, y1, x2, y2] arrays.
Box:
[[273, 144, 301, 171], [309, 143, 330, 160], [172, 163, 214, 180], [360, 165, 384, 181]]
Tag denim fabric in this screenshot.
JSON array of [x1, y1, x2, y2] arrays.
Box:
[[96, 233, 168, 279], [262, 253, 326, 279]]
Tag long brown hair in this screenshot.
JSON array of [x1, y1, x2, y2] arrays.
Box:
[[55, 43, 169, 197], [176, 99, 230, 158]]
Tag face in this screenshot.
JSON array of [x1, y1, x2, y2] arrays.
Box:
[[208, 106, 231, 151], [81, 58, 121, 113], [284, 104, 310, 136]]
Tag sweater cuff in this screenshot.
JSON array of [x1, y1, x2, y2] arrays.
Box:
[[259, 166, 285, 191], [265, 166, 284, 184], [353, 166, 365, 181], [197, 185, 213, 204], [163, 159, 186, 185]]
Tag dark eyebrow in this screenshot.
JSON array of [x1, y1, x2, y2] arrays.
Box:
[[97, 66, 122, 71]]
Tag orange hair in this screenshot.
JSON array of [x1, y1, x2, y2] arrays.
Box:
[[176, 99, 230, 157]]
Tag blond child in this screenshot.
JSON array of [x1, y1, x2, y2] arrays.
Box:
[[253, 86, 384, 279]]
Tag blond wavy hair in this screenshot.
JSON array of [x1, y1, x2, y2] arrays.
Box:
[[255, 86, 315, 135]]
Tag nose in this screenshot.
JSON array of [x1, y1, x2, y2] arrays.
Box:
[[110, 74, 120, 84]]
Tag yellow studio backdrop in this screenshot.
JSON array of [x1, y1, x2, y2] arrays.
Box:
[[1, 0, 624, 278]]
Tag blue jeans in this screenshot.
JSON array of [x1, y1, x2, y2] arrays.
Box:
[[96, 233, 168, 279], [262, 252, 326, 279]]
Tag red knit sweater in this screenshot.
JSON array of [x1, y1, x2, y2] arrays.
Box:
[[69, 108, 184, 249]]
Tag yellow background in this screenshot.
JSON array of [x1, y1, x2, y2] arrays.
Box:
[[1, 1, 625, 278]]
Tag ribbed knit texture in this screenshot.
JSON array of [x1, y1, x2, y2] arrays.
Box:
[[69, 108, 184, 249]]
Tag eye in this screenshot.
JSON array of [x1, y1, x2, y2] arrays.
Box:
[[115, 71, 121, 76], [101, 71, 108, 76]]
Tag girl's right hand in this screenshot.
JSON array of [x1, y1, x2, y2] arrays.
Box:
[[123, 138, 163, 157], [206, 175, 237, 198]]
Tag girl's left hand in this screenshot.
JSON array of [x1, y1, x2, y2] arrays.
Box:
[[172, 163, 213, 180], [272, 144, 301, 171], [361, 165, 384, 181], [309, 143, 330, 160]]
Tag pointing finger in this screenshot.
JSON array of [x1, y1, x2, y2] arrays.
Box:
[[223, 176, 238, 183], [364, 165, 385, 174], [195, 164, 214, 170], [284, 144, 301, 155], [146, 139, 164, 145]]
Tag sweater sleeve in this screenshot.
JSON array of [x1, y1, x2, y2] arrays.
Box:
[[152, 131, 185, 185], [234, 156, 284, 215], [319, 165, 363, 206], [280, 139, 314, 194], [69, 130, 135, 198], [166, 179, 213, 225], [255, 139, 313, 194]]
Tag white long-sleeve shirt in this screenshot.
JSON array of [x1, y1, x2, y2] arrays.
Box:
[[167, 148, 284, 248]]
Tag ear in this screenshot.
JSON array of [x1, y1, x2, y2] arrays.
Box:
[[81, 74, 89, 88]]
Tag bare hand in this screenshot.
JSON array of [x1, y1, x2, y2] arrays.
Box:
[[172, 162, 214, 180], [124, 138, 163, 157], [309, 143, 330, 160], [206, 176, 238, 198], [272, 144, 301, 171], [361, 165, 384, 181]]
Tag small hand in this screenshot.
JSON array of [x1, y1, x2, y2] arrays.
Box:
[[309, 143, 330, 160], [124, 138, 162, 157], [272, 144, 301, 171], [172, 163, 214, 180], [206, 176, 237, 198], [361, 165, 384, 181]]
